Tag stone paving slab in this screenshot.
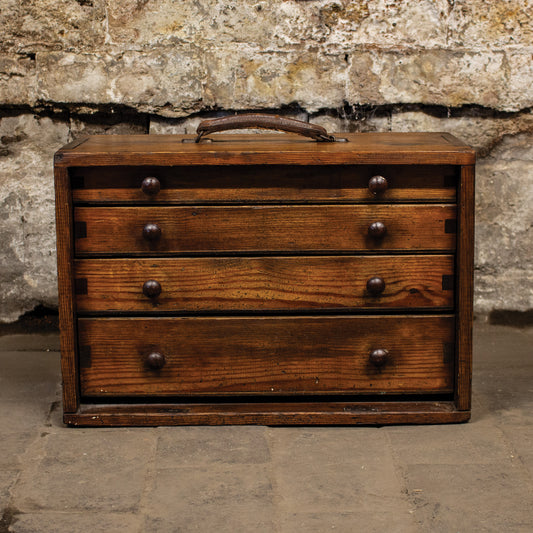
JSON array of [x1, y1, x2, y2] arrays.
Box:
[[12, 430, 156, 513], [404, 462, 533, 532], [9, 512, 142, 533], [499, 424, 533, 477], [0, 350, 59, 402], [279, 511, 419, 533], [386, 418, 514, 465], [268, 427, 408, 516], [155, 426, 271, 467], [143, 465, 276, 533], [0, 471, 18, 512], [0, 432, 36, 470]]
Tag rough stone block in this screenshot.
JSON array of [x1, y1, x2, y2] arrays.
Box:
[[475, 134, 533, 313], [0, 115, 69, 322], [18, 0, 106, 53], [104, 0, 449, 50], [205, 47, 348, 112], [1, 1, 105, 54], [506, 52, 533, 111], [105, 0, 308, 48], [449, 1, 533, 49], [0, 0, 21, 53], [349, 50, 508, 109], [37, 50, 204, 116], [0, 55, 37, 106], [321, 0, 449, 49]]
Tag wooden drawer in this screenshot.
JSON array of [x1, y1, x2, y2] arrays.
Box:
[[74, 204, 457, 255], [71, 165, 457, 204], [78, 315, 455, 396], [74, 255, 455, 312]]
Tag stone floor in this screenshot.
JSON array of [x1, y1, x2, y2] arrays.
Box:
[[0, 323, 532, 533]]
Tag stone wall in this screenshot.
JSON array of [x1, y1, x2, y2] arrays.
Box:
[[1, 1, 532, 322]]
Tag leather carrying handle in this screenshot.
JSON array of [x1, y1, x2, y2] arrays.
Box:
[[195, 114, 336, 142]]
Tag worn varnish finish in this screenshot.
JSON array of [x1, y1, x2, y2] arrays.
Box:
[[54, 132, 475, 426], [78, 316, 455, 396], [54, 133, 476, 166], [74, 255, 455, 312], [74, 205, 457, 254]]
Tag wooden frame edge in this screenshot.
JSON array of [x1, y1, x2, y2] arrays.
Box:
[[455, 164, 475, 410], [55, 165, 79, 412], [64, 401, 471, 427]]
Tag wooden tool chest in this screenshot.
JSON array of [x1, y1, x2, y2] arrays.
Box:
[[54, 123, 475, 426]]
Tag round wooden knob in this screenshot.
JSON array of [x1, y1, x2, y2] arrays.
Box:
[[146, 351, 166, 370], [143, 280, 161, 298], [368, 221, 387, 239], [367, 276, 386, 295], [368, 175, 388, 195], [369, 349, 389, 368], [141, 177, 160, 196], [142, 223, 161, 241]]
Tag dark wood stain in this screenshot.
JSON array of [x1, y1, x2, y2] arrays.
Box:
[[74, 205, 457, 254], [78, 315, 455, 396], [74, 255, 455, 312]]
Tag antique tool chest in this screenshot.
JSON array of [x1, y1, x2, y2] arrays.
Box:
[[54, 117, 475, 426]]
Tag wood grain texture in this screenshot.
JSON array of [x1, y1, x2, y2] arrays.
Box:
[[54, 133, 476, 166], [65, 401, 471, 426], [74, 255, 455, 312], [71, 165, 457, 204], [455, 165, 475, 410], [54, 166, 79, 412], [74, 204, 457, 254], [78, 315, 455, 396]]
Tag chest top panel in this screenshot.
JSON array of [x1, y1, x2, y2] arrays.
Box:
[[55, 133, 475, 167]]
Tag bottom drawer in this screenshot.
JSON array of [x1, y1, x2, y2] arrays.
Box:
[[78, 316, 454, 396]]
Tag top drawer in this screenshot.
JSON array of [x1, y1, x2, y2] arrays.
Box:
[[70, 165, 457, 204]]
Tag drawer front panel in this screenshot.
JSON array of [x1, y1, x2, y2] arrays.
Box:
[[71, 165, 457, 204], [74, 255, 455, 312], [74, 205, 457, 254], [78, 316, 455, 396]]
